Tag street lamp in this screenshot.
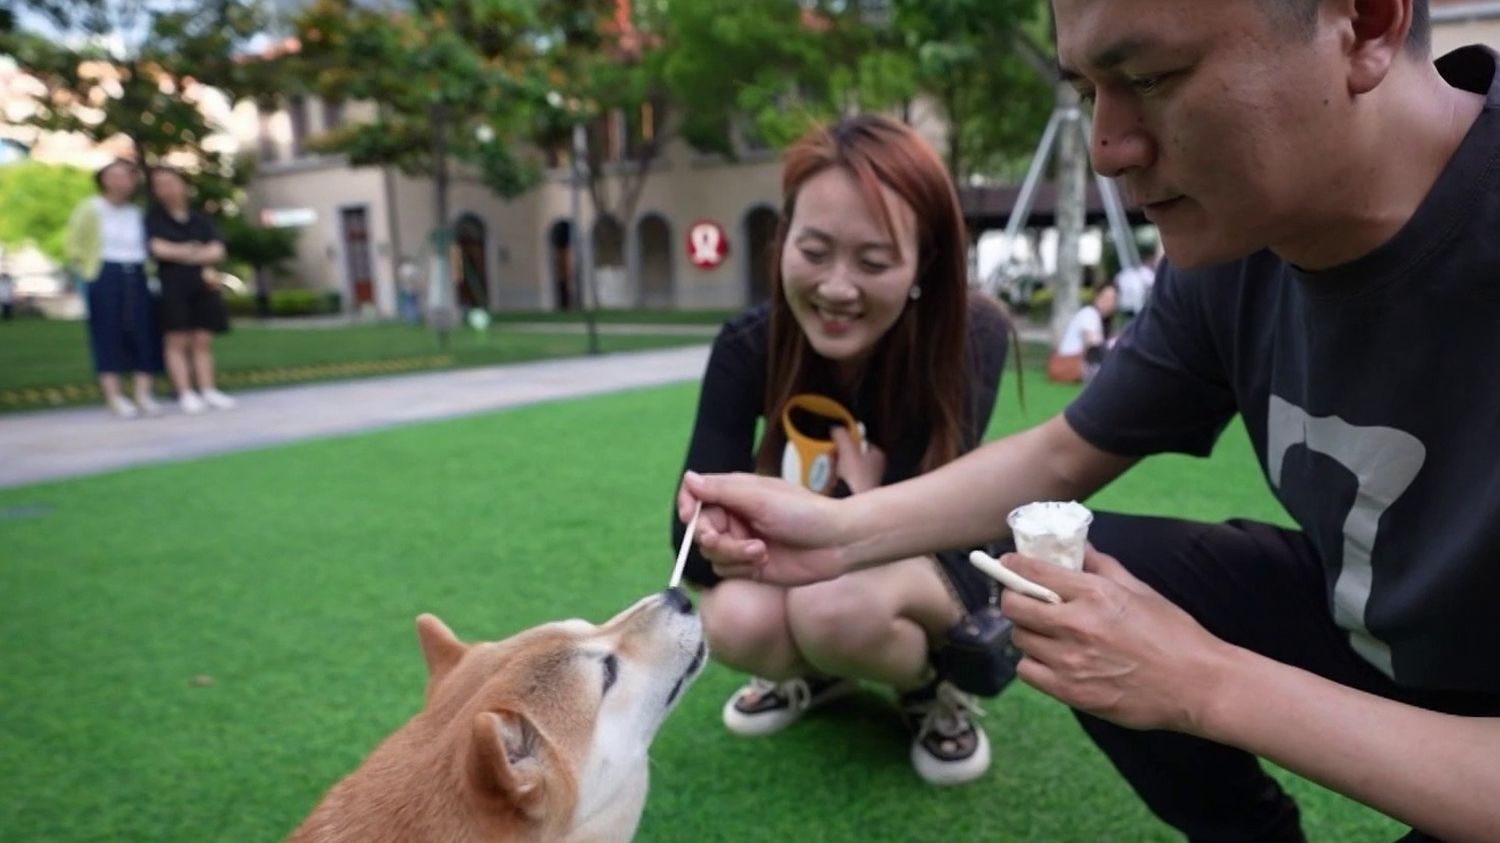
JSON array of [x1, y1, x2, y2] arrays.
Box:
[[551, 91, 600, 355]]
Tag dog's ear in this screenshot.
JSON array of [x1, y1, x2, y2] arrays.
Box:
[[415, 613, 467, 684], [470, 710, 550, 819]]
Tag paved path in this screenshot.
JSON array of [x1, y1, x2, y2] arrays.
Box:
[[0, 345, 711, 490]]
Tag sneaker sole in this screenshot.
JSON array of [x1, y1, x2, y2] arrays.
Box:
[[720, 680, 859, 737], [911, 726, 991, 786]]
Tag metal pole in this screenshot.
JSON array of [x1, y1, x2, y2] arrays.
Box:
[[572, 122, 600, 355]]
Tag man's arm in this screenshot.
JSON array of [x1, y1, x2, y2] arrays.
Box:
[[1210, 651, 1500, 843], [843, 415, 1134, 566], [999, 550, 1500, 843], [684, 414, 1135, 584]]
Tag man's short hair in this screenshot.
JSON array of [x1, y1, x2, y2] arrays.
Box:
[[1264, 0, 1430, 56]]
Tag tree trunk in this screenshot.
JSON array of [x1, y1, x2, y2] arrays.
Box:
[[1052, 83, 1087, 346]]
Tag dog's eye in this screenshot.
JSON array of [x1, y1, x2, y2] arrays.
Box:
[[601, 654, 619, 694]]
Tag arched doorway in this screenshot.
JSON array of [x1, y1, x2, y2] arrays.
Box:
[[637, 213, 673, 308], [548, 219, 574, 311], [453, 214, 488, 310], [592, 215, 628, 307], [743, 205, 780, 305]]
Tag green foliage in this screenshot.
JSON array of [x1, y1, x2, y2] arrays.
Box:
[[0, 161, 95, 262], [219, 216, 300, 275], [293, 0, 564, 200], [222, 289, 341, 318], [656, 0, 1052, 181]]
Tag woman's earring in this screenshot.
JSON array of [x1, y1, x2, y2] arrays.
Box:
[[908, 285, 922, 301]]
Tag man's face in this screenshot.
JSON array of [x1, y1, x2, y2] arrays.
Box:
[[1054, 0, 1353, 268]]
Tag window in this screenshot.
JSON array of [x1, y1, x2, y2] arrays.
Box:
[[625, 98, 667, 161], [322, 99, 344, 132]]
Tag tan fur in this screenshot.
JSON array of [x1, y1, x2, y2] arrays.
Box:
[[288, 593, 705, 843]]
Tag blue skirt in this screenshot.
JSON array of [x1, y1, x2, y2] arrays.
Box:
[[86, 262, 163, 374]]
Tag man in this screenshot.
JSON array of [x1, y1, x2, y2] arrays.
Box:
[[677, 1, 1500, 840]]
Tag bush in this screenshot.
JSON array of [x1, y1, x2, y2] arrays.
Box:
[[224, 289, 342, 318]]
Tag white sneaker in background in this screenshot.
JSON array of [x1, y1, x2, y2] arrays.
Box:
[[200, 388, 237, 410], [108, 395, 140, 419], [179, 391, 208, 415], [135, 394, 164, 417]]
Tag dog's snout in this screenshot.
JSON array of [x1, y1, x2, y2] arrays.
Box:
[[662, 587, 694, 615]]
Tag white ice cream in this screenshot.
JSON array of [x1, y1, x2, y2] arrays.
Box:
[[1007, 501, 1093, 571]]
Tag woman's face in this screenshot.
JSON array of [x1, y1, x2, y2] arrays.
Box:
[[150, 170, 189, 207], [99, 164, 138, 202], [780, 167, 919, 367]]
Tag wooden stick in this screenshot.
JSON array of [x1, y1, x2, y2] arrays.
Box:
[[968, 550, 1062, 604], [669, 501, 703, 589]]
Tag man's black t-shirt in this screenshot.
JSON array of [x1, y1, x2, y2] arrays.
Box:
[[1067, 46, 1500, 694]]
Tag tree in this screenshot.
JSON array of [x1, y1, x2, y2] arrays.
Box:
[[2, 0, 275, 191], [220, 213, 300, 317], [656, 0, 1051, 184], [0, 160, 95, 262]]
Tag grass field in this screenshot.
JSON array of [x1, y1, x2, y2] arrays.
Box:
[[0, 318, 708, 409], [0, 361, 1407, 842]]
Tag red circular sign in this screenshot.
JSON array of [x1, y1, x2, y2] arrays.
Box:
[[686, 220, 729, 269]]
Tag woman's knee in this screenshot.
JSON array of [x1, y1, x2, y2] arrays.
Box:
[[700, 582, 791, 665], [785, 577, 890, 659]]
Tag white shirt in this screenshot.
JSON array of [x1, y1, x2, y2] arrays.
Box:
[[1114, 263, 1156, 313], [93, 197, 147, 263], [1057, 305, 1104, 356]]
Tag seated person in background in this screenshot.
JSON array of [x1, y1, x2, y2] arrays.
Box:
[[1046, 282, 1116, 384]]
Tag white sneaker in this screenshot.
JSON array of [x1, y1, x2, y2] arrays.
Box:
[[179, 391, 208, 415], [200, 388, 237, 410], [107, 395, 140, 419], [135, 394, 164, 417], [721, 675, 858, 737], [902, 681, 991, 786]]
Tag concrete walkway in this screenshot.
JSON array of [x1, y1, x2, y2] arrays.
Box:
[[0, 345, 711, 490]]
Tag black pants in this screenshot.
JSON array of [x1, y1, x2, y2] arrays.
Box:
[[1082, 512, 1500, 843]]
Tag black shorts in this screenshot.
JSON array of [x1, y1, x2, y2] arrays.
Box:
[[159, 275, 229, 334]]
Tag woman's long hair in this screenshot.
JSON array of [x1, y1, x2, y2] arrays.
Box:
[[755, 115, 987, 476]]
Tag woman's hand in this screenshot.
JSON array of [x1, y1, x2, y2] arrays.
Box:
[[832, 426, 885, 494]]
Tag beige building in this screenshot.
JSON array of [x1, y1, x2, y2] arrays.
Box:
[[235, 93, 803, 317]]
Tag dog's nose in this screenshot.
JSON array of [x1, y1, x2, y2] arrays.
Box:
[[662, 587, 694, 615]]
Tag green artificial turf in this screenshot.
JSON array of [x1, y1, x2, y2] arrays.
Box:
[[0, 365, 1405, 842]]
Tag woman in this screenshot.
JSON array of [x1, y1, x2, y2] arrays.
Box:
[[1046, 282, 1117, 384], [145, 166, 235, 413], [672, 115, 1012, 785], [64, 159, 163, 418]]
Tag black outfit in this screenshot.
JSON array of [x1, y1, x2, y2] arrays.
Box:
[[146, 207, 229, 334], [1064, 46, 1500, 842], [673, 296, 1011, 613]]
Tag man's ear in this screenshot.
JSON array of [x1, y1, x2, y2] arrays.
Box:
[[415, 614, 467, 685], [470, 710, 548, 819], [1337, 0, 1413, 95]]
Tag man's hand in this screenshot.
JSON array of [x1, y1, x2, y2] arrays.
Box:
[[997, 545, 1238, 734], [678, 471, 852, 586]]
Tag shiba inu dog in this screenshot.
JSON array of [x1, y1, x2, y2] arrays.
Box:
[[288, 588, 707, 843]]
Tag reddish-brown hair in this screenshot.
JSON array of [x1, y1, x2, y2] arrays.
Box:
[[755, 114, 989, 476]]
